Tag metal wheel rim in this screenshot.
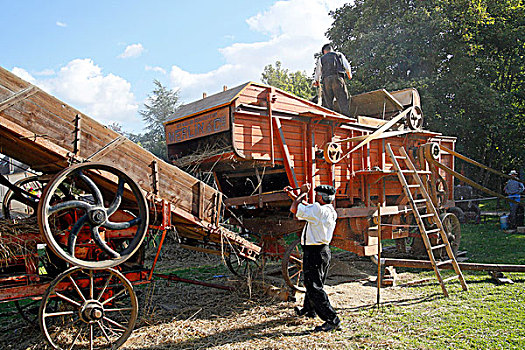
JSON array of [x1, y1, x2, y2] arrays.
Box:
[[225, 246, 260, 279], [39, 266, 138, 350], [2, 175, 45, 219], [37, 162, 149, 269], [281, 238, 305, 292], [439, 212, 461, 255]]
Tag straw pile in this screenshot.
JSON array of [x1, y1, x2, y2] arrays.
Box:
[[0, 217, 39, 265], [173, 138, 232, 171]]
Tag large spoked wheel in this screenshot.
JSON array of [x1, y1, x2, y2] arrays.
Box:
[[38, 163, 149, 269], [281, 238, 305, 292], [39, 266, 138, 350], [2, 175, 45, 219], [432, 213, 461, 259]]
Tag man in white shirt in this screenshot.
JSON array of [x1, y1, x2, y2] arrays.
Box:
[[314, 44, 352, 116], [284, 183, 340, 332]]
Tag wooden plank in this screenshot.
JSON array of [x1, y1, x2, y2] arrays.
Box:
[[0, 68, 220, 224]]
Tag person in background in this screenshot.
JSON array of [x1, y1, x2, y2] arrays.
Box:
[[504, 170, 524, 229], [284, 183, 340, 332], [314, 44, 352, 116]]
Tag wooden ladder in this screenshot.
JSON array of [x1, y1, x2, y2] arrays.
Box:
[[386, 144, 468, 297]]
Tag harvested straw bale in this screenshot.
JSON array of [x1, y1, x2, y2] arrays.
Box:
[[0, 217, 39, 265]]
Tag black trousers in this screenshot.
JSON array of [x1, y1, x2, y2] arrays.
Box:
[[322, 74, 350, 116], [302, 244, 338, 322]]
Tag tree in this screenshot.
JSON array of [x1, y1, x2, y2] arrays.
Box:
[[327, 0, 525, 188], [261, 61, 316, 100], [138, 80, 181, 160]]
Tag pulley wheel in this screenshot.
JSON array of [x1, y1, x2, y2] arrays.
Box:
[[423, 142, 440, 161], [323, 142, 343, 164], [407, 106, 424, 130]]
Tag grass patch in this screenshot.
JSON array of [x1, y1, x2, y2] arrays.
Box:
[[478, 198, 507, 212], [329, 219, 525, 349], [336, 274, 525, 349], [460, 217, 525, 264]]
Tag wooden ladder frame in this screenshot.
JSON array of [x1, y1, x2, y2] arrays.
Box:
[[386, 143, 468, 297]]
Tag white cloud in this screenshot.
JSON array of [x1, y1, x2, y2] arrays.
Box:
[[35, 69, 55, 76], [56, 21, 67, 27], [118, 43, 145, 59], [145, 65, 167, 75], [169, 0, 349, 101], [11, 60, 141, 131], [12, 67, 37, 84]]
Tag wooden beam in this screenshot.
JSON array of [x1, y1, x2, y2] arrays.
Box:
[[272, 115, 299, 188], [0, 86, 38, 113], [224, 192, 290, 207]]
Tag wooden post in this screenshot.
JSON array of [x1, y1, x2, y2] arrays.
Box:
[[376, 204, 382, 305], [149, 160, 159, 196], [73, 114, 82, 156], [267, 87, 275, 166]]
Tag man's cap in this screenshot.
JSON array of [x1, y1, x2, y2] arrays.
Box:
[[509, 170, 518, 176], [314, 185, 336, 195]]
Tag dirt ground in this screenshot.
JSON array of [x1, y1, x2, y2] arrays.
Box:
[[125, 246, 421, 350], [1, 243, 422, 350]]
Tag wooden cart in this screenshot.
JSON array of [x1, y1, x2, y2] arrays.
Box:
[[0, 66, 260, 349]]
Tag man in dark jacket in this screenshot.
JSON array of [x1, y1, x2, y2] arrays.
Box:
[[314, 44, 352, 116]]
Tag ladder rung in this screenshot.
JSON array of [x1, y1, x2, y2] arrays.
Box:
[[436, 259, 453, 267], [431, 244, 447, 250], [426, 228, 441, 234], [368, 226, 378, 231], [401, 170, 432, 175], [408, 185, 420, 188], [443, 275, 460, 283], [413, 199, 427, 203], [420, 213, 435, 218], [394, 156, 407, 159]]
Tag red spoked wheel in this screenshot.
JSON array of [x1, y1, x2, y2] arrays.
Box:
[[39, 266, 138, 350]]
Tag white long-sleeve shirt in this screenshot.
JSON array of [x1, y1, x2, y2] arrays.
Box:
[[314, 52, 352, 83], [296, 202, 337, 245]]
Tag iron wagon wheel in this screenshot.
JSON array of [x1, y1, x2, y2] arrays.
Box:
[[2, 175, 44, 219], [39, 266, 138, 350], [431, 174, 449, 209], [225, 245, 261, 279], [281, 238, 305, 292], [38, 162, 149, 269], [14, 299, 41, 325], [431, 213, 461, 259], [2, 176, 74, 220]]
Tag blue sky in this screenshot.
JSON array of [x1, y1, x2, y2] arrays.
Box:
[[1, 0, 347, 132]]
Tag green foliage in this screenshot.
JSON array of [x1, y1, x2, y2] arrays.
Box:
[[327, 0, 525, 189], [140, 80, 181, 136], [261, 61, 316, 100]]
